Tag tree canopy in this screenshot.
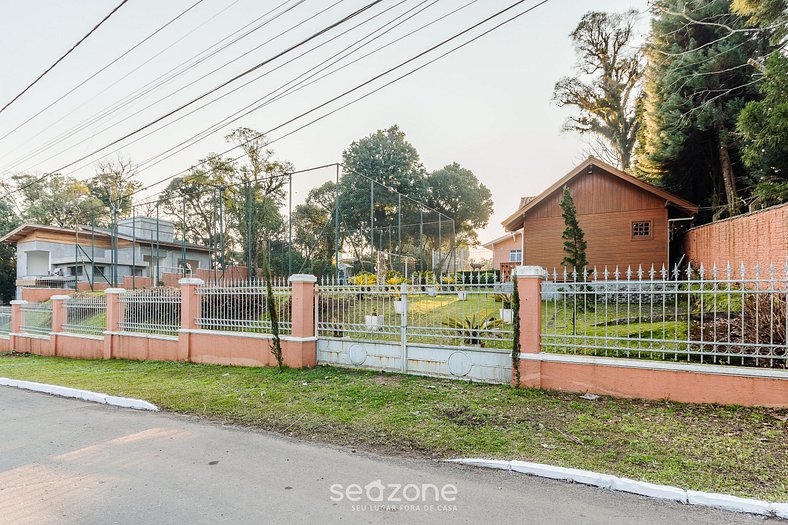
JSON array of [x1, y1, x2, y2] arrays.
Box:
[[553, 10, 643, 169], [635, 0, 778, 219]]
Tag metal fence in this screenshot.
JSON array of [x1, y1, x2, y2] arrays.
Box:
[[0, 306, 11, 335], [20, 302, 53, 337], [541, 264, 788, 368], [120, 288, 181, 337], [196, 278, 292, 335], [317, 273, 513, 350], [63, 295, 107, 336]]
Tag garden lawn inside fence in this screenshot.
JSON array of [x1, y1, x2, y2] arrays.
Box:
[[541, 265, 788, 368], [63, 295, 107, 336], [120, 288, 181, 337], [196, 279, 292, 335], [317, 277, 514, 350], [20, 302, 52, 337]]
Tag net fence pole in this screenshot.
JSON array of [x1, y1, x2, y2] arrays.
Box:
[[219, 187, 225, 281], [155, 203, 160, 286], [181, 198, 187, 277], [419, 207, 424, 273], [91, 217, 96, 290], [131, 214, 134, 289], [370, 180, 374, 273], [247, 181, 253, 280], [335, 164, 340, 280], [397, 193, 401, 275], [438, 214, 442, 274], [288, 172, 293, 277]]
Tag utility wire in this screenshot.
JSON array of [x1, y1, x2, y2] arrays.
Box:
[[0, 0, 130, 115], [0, 0, 204, 145], [125, 0, 550, 199], [84, 0, 445, 176], [9, 0, 385, 193], [1, 0, 306, 173]]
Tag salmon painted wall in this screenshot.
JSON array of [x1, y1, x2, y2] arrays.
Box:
[[55, 335, 103, 360], [518, 358, 787, 408], [110, 334, 182, 362], [487, 233, 522, 270], [21, 288, 65, 302], [683, 203, 788, 278]]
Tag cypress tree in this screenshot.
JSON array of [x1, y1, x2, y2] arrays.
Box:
[[559, 186, 588, 273]]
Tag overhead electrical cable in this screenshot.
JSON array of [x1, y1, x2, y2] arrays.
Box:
[[125, 0, 551, 199], [0, 0, 206, 146], [0, 0, 306, 171], [8, 0, 385, 193], [0, 0, 130, 115], [81, 0, 446, 175]]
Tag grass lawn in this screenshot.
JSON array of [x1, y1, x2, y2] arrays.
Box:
[[317, 292, 514, 349], [1, 353, 786, 501]]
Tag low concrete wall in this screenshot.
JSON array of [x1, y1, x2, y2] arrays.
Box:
[[0, 335, 9, 352], [186, 330, 315, 368], [519, 354, 788, 408], [20, 288, 66, 302], [54, 333, 104, 360], [11, 334, 53, 356], [108, 332, 183, 362], [76, 282, 111, 292], [317, 338, 512, 384]]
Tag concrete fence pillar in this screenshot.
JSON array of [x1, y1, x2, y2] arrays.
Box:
[[9, 300, 26, 351], [50, 295, 71, 357], [514, 266, 547, 387], [178, 278, 204, 361], [287, 274, 318, 367], [104, 288, 126, 359]]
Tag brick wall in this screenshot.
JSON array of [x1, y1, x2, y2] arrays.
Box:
[[683, 203, 788, 278]]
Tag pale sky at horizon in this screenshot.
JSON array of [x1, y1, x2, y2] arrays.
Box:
[[0, 0, 649, 258]]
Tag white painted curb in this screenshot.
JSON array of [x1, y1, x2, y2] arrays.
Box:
[[0, 378, 158, 411], [446, 458, 785, 519]]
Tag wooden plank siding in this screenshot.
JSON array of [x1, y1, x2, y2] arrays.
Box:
[[522, 168, 670, 272]]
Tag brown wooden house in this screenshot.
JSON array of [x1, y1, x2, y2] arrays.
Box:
[[484, 158, 698, 278]]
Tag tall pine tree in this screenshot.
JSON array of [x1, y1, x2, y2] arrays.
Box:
[[636, 0, 772, 219]]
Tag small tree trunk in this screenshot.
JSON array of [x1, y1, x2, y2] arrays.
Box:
[[718, 128, 739, 217]]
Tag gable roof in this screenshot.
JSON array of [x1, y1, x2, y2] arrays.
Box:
[[0, 223, 210, 252], [481, 231, 521, 249], [501, 157, 698, 231]]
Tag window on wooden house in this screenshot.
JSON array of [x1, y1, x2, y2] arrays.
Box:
[[632, 221, 652, 238], [509, 249, 523, 262]]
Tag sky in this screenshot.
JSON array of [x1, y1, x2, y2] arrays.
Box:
[[0, 0, 649, 259]]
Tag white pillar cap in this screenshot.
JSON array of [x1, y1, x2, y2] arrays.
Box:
[[104, 288, 127, 294], [288, 274, 317, 284], [178, 278, 204, 285], [513, 266, 548, 278], [50, 295, 72, 301], [10, 300, 28, 305]]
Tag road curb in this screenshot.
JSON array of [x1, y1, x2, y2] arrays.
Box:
[[0, 378, 159, 411], [446, 458, 785, 519]]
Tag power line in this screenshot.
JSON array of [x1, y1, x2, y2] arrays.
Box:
[[0, 0, 130, 115], [9, 0, 386, 193], [0, 0, 206, 146], [1, 0, 306, 173], [125, 0, 550, 199], [84, 0, 446, 176]]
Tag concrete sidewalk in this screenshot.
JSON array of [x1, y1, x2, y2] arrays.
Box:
[[0, 387, 773, 524]]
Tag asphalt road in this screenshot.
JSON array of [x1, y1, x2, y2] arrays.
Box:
[[0, 387, 774, 524]]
